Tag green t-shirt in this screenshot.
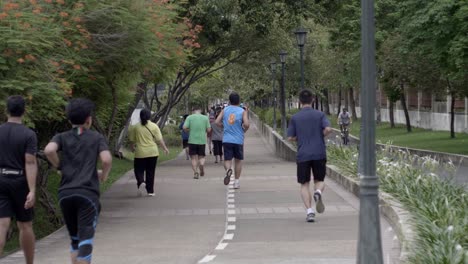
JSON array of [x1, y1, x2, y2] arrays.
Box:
[[183, 114, 210, 145]]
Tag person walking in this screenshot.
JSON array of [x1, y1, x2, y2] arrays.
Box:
[[128, 109, 169, 197], [183, 106, 211, 179], [179, 114, 190, 160], [44, 98, 113, 264], [0, 96, 37, 264], [211, 108, 224, 163], [215, 92, 249, 189], [287, 89, 332, 223]]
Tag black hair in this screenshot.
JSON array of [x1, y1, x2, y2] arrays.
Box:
[[299, 89, 313, 104], [343, 108, 348, 112], [6, 95, 26, 117], [229, 92, 240, 105], [66, 98, 95, 125], [183, 114, 189, 120], [140, 109, 151, 126], [192, 105, 201, 111]]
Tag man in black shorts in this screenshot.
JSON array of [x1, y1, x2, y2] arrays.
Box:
[[287, 90, 332, 222], [183, 106, 211, 179], [0, 96, 37, 264], [45, 98, 112, 264]]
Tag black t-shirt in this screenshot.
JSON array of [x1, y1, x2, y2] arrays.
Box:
[[0, 122, 38, 171], [51, 128, 109, 196]]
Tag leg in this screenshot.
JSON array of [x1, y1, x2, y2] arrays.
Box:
[[145, 157, 158, 194], [312, 159, 327, 213], [60, 196, 79, 264], [198, 144, 206, 176], [17, 221, 35, 264], [133, 158, 146, 187], [76, 196, 99, 264], [191, 155, 199, 174], [234, 159, 242, 180], [300, 182, 312, 209], [0, 218, 11, 256]]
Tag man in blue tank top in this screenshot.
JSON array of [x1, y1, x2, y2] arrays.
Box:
[[215, 92, 250, 189]]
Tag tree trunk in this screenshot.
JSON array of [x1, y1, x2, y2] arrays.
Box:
[[349, 87, 357, 121], [450, 94, 456, 138], [315, 95, 319, 110], [376, 82, 382, 124], [320, 98, 323, 112], [400, 84, 412, 132], [324, 89, 330, 115], [389, 100, 395, 128], [337, 89, 342, 117], [344, 88, 349, 111]]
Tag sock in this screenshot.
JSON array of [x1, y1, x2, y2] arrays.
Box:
[[235, 179, 239, 183], [307, 208, 315, 215], [315, 189, 322, 195]]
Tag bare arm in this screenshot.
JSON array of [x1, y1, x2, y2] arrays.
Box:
[[158, 139, 170, 155], [288, 137, 297, 142], [323, 127, 333, 137], [215, 110, 224, 127], [98, 150, 112, 182], [24, 153, 37, 209], [44, 142, 60, 169], [242, 110, 250, 132]]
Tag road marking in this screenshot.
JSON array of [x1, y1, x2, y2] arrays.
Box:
[[224, 233, 234, 240], [215, 243, 228, 250], [228, 198, 235, 203], [227, 225, 236, 230], [228, 217, 236, 222], [228, 204, 235, 209], [228, 209, 236, 215], [198, 255, 216, 263], [228, 193, 235, 198]]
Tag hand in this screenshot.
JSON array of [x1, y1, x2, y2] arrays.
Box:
[[24, 191, 35, 209], [98, 169, 108, 182], [164, 148, 170, 155]]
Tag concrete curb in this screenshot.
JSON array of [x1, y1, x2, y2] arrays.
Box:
[[250, 111, 414, 263], [326, 165, 414, 262]]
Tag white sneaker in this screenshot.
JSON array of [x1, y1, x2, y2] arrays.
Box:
[[138, 183, 146, 197], [147, 193, 155, 197], [234, 181, 240, 189]]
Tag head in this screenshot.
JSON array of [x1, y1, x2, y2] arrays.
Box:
[[192, 105, 202, 113], [229, 92, 240, 106], [140, 109, 151, 126], [183, 114, 189, 120], [66, 98, 95, 128], [6, 95, 26, 117], [299, 89, 313, 105], [343, 108, 348, 113]]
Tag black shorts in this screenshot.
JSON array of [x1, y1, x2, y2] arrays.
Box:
[[189, 144, 206, 156], [0, 175, 33, 222], [297, 159, 327, 184], [182, 140, 189, 149], [59, 189, 100, 261], [223, 143, 244, 160]]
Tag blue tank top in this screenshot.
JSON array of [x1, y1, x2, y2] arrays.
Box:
[[222, 106, 245, 144]]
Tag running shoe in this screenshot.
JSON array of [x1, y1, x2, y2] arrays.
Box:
[[138, 182, 146, 197], [306, 212, 315, 222], [234, 181, 240, 189], [224, 169, 232, 185], [314, 191, 325, 213], [147, 193, 155, 197], [194, 172, 199, 179]]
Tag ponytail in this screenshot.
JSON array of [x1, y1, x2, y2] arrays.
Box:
[[140, 109, 151, 126]]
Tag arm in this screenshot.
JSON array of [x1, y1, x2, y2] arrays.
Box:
[[183, 117, 190, 132], [24, 154, 37, 209], [242, 110, 250, 132], [158, 139, 170, 155], [323, 127, 333, 137], [287, 116, 296, 142], [154, 125, 169, 154], [206, 117, 212, 133], [44, 142, 60, 169], [98, 150, 112, 182], [215, 110, 224, 127]]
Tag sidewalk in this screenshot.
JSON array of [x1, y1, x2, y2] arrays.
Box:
[[0, 127, 399, 264]]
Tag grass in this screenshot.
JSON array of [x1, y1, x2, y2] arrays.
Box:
[[328, 116, 468, 155], [327, 144, 467, 263], [3, 146, 181, 255]]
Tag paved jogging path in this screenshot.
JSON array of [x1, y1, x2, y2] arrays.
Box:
[[0, 127, 399, 264]]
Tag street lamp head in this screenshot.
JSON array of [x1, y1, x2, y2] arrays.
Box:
[[270, 60, 277, 72], [279, 50, 287, 64], [294, 28, 308, 47]]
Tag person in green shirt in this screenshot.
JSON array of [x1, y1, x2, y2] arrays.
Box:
[[183, 106, 211, 179], [128, 109, 169, 197]]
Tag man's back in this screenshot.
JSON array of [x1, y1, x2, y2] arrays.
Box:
[[222, 106, 244, 144], [51, 129, 108, 196], [0, 122, 37, 171], [185, 113, 210, 145], [289, 108, 330, 162]]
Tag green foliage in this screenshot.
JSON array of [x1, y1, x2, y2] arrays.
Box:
[[328, 144, 467, 263]]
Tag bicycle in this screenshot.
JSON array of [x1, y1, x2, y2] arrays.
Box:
[[340, 125, 350, 145]]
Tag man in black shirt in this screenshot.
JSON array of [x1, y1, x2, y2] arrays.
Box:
[[45, 98, 112, 264], [0, 95, 37, 264]]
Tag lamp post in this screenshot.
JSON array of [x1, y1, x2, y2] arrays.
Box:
[[270, 60, 278, 131], [279, 50, 287, 138], [357, 0, 383, 263], [294, 28, 307, 92]]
